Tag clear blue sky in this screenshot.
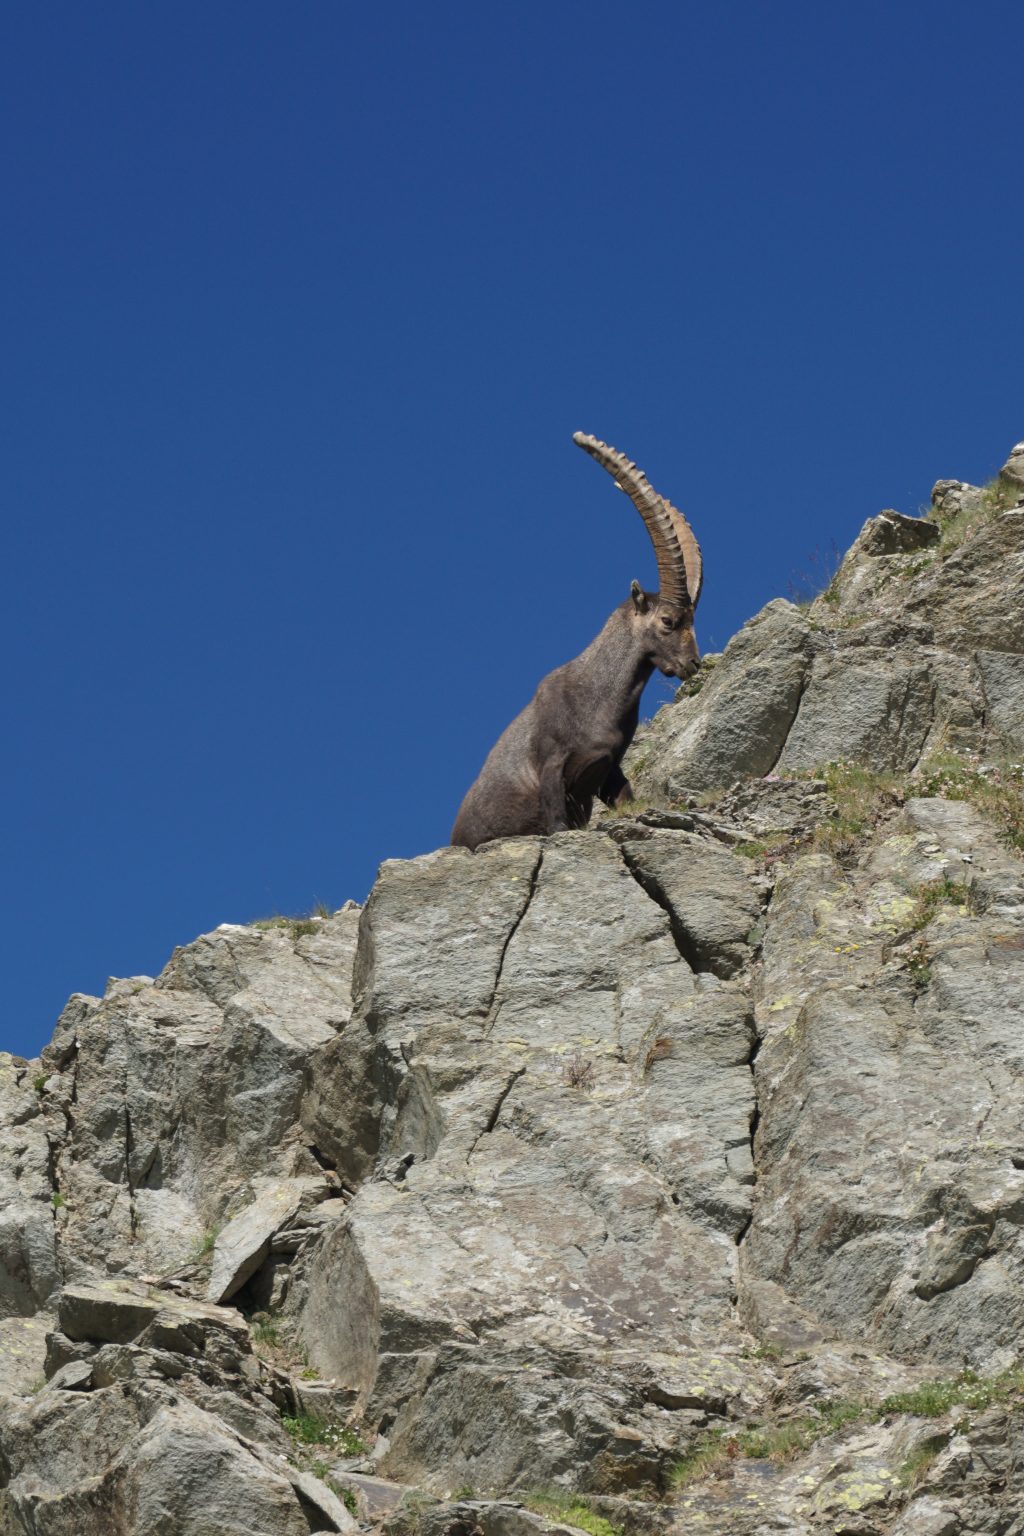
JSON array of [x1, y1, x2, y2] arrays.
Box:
[[2, 2, 1022, 1058]]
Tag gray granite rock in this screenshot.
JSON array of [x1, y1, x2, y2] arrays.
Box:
[[206, 1175, 339, 1304], [0, 1054, 60, 1319], [1002, 440, 1024, 487], [629, 454, 1024, 799], [742, 796, 1024, 1370], [775, 651, 936, 773], [42, 907, 360, 1285], [630, 599, 813, 797], [299, 831, 764, 1491]]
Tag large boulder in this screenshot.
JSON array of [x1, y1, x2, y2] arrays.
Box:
[[743, 796, 1024, 1369], [298, 832, 766, 1491], [631, 599, 813, 798], [41, 909, 360, 1284]]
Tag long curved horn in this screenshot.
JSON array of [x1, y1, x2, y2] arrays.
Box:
[[662, 496, 703, 609], [572, 432, 702, 610]]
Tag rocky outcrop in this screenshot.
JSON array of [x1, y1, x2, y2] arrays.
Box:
[[631, 442, 1024, 802], [3, 444, 1024, 1535], [298, 832, 766, 1495]]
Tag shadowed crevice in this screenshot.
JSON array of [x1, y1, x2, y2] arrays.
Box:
[[483, 846, 544, 1032], [616, 840, 705, 973], [466, 1067, 527, 1164]]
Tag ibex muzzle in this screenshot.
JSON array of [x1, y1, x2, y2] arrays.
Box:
[[451, 433, 702, 851]]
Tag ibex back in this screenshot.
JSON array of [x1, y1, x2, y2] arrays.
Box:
[[451, 433, 703, 851]]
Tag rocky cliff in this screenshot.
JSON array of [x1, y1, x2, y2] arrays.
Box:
[[3, 444, 1024, 1536]]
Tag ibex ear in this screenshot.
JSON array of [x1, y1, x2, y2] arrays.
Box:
[[630, 579, 648, 614]]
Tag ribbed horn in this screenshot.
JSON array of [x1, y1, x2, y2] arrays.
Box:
[[572, 432, 701, 610], [661, 495, 703, 609]]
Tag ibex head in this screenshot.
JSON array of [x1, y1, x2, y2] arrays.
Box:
[[573, 432, 703, 681]]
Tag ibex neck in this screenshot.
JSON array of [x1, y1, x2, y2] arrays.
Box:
[[567, 608, 654, 717]]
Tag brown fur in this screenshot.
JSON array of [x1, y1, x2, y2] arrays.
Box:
[[451, 591, 698, 850]]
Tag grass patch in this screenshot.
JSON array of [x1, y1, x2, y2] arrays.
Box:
[[680, 653, 720, 698], [736, 1422, 811, 1462], [50, 1191, 66, 1209], [935, 476, 1022, 553], [669, 1430, 731, 1487], [916, 750, 1024, 853], [191, 1226, 220, 1260], [309, 1462, 359, 1514], [748, 1340, 783, 1361], [522, 1491, 622, 1536], [282, 1413, 367, 1455], [595, 795, 662, 821], [669, 1414, 842, 1488], [900, 550, 938, 581], [252, 1316, 281, 1348], [253, 913, 323, 939], [907, 938, 932, 991], [907, 875, 980, 931], [879, 1366, 1024, 1418], [735, 831, 799, 864], [816, 1398, 866, 1434], [669, 1368, 1024, 1491], [898, 1434, 948, 1488], [812, 762, 903, 857], [787, 542, 843, 609], [33, 1074, 47, 1096]]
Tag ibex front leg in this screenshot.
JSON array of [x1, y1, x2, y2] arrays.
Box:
[[538, 759, 571, 835], [598, 762, 634, 808]]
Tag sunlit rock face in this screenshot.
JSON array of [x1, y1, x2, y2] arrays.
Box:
[[630, 440, 1024, 801], [3, 444, 1024, 1536]]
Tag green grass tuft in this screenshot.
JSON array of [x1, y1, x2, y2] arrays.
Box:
[[880, 1366, 1024, 1418], [907, 937, 932, 991], [252, 1317, 280, 1348], [897, 1434, 948, 1488], [916, 750, 1024, 853], [522, 1491, 622, 1536], [749, 1340, 783, 1361], [669, 1431, 731, 1487], [668, 1367, 1024, 1492], [907, 875, 980, 932], [812, 761, 903, 857], [252, 912, 323, 938], [281, 1413, 367, 1455], [816, 1398, 866, 1433], [191, 1226, 220, 1259], [935, 476, 1022, 552], [735, 831, 800, 865], [309, 1462, 359, 1513]]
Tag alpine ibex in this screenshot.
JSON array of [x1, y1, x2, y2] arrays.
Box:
[[451, 433, 702, 850]]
